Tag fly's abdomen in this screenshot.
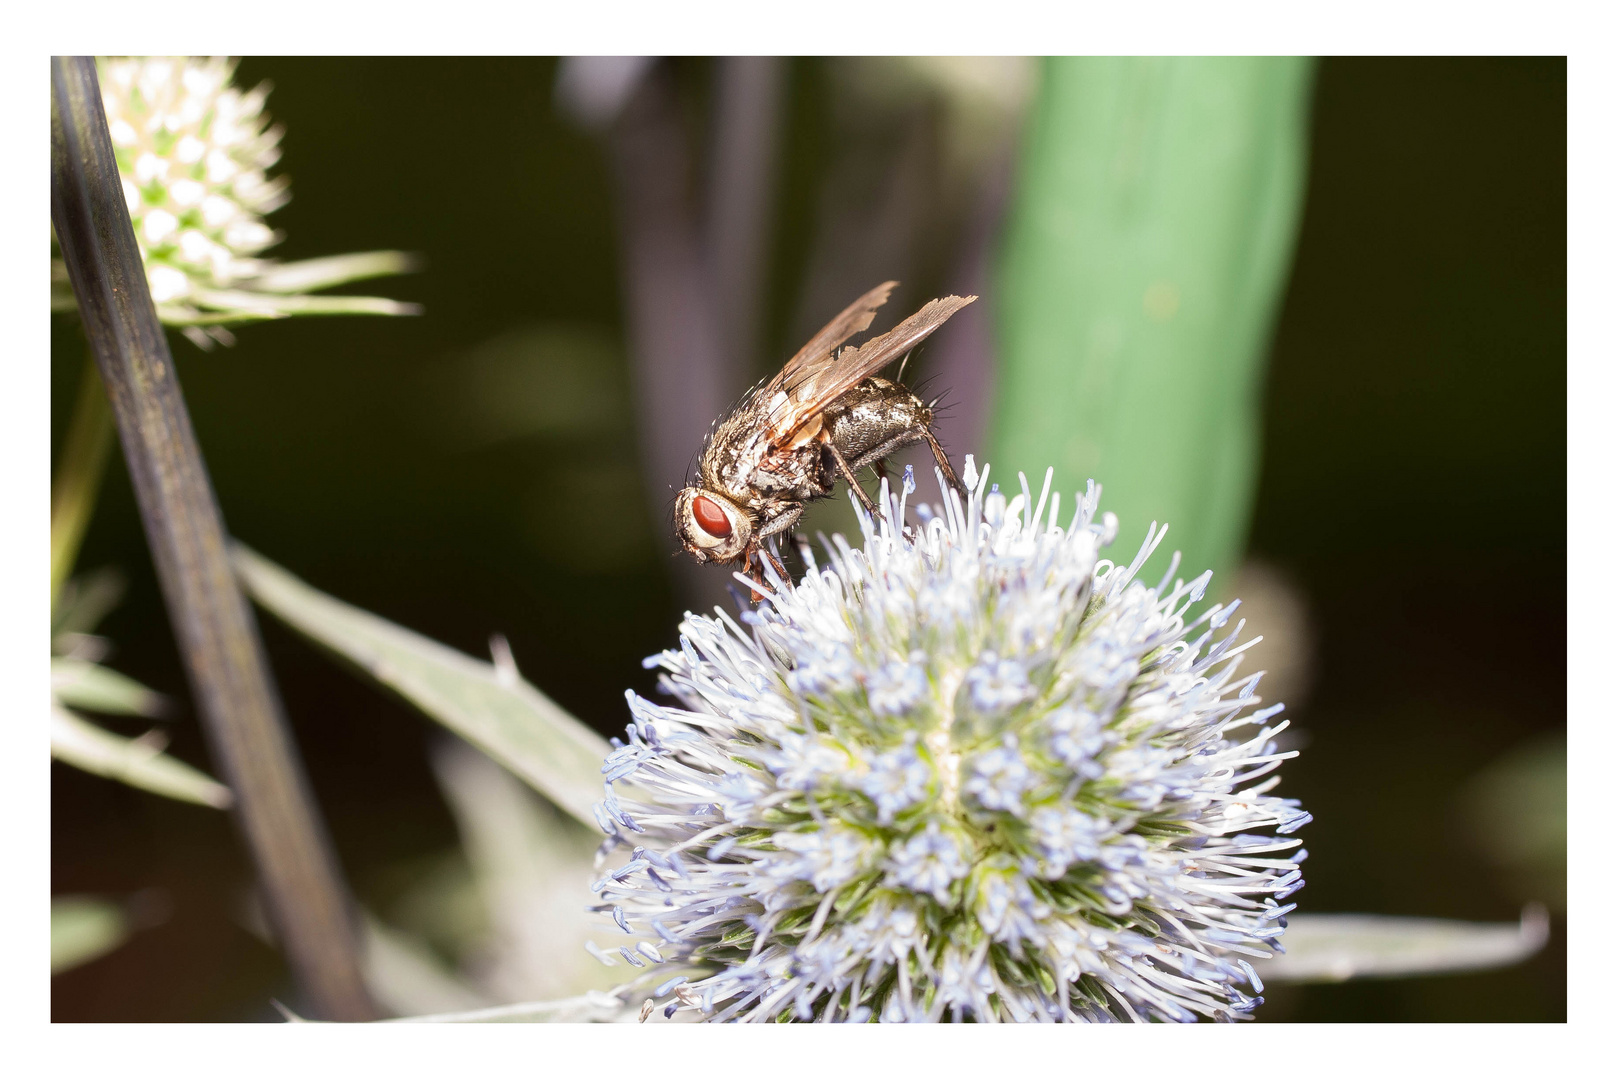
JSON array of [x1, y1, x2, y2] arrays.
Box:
[[824, 378, 932, 463]]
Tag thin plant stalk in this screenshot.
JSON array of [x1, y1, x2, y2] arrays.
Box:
[[50, 352, 115, 606], [704, 56, 785, 381], [50, 55, 376, 1021]]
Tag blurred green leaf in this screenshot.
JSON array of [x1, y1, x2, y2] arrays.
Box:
[[232, 544, 611, 829], [189, 289, 423, 318], [51, 896, 131, 975], [420, 323, 628, 451], [429, 739, 622, 1001], [361, 913, 492, 1018], [993, 57, 1315, 586], [51, 657, 167, 717], [246, 250, 422, 294], [1254, 908, 1549, 984], [378, 991, 631, 1023], [51, 566, 125, 639], [51, 705, 232, 809], [1459, 732, 1565, 912]]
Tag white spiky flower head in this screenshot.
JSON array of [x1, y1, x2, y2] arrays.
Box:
[[589, 460, 1310, 1023], [51, 57, 417, 349]]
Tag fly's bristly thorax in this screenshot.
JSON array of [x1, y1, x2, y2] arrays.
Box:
[[593, 459, 1310, 1023], [675, 488, 751, 564]]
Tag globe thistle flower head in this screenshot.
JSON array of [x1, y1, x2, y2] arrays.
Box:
[[591, 460, 1309, 1023], [51, 57, 418, 349]]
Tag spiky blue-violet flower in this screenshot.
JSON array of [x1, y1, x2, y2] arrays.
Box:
[[589, 460, 1309, 1022]]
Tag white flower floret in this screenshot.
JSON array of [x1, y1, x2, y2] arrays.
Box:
[[860, 734, 934, 824], [886, 821, 971, 903], [865, 653, 929, 716], [964, 654, 1035, 713], [590, 459, 1308, 1022], [962, 735, 1033, 813]]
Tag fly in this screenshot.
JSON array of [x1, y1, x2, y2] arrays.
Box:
[[674, 280, 975, 585]]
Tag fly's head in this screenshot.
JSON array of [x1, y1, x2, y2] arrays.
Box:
[[675, 487, 752, 564]]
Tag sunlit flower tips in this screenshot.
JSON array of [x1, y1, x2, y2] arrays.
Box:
[[591, 459, 1310, 1023], [57, 57, 419, 347], [98, 58, 285, 312]]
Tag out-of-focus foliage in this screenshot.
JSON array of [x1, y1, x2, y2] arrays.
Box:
[[233, 545, 610, 829], [993, 57, 1314, 586], [50, 570, 232, 809], [357, 741, 621, 1017], [51, 897, 131, 975], [1255, 909, 1549, 984], [1460, 734, 1566, 913]]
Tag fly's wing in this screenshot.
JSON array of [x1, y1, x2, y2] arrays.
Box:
[[767, 294, 978, 444], [773, 281, 899, 394]]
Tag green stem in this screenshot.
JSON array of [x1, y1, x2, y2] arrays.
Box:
[[50, 351, 115, 607]]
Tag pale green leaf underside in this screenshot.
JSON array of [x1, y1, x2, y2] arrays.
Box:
[[379, 991, 631, 1024], [51, 896, 131, 975], [244, 251, 422, 294], [52, 657, 166, 717], [170, 290, 422, 323], [232, 544, 611, 829], [51, 705, 232, 809], [1255, 909, 1550, 983]]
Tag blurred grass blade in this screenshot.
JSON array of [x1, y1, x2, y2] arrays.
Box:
[[1255, 908, 1550, 983], [189, 289, 423, 318], [247, 251, 422, 294], [233, 544, 611, 829], [51, 657, 167, 717], [152, 305, 287, 327], [379, 991, 631, 1024], [49, 356, 116, 605], [361, 913, 491, 1018], [51, 896, 131, 974], [993, 58, 1315, 587], [52, 566, 125, 638], [52, 704, 232, 809]]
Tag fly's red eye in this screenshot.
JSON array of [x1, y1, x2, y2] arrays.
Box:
[[691, 494, 733, 539]]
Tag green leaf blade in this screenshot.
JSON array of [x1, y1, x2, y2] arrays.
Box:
[[992, 57, 1316, 587], [52, 896, 131, 974], [243, 250, 423, 294], [51, 657, 167, 717], [51, 705, 232, 809], [232, 544, 612, 830], [1255, 909, 1550, 984]]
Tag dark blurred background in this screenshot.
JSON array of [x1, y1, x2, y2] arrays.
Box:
[[51, 57, 1565, 1021]]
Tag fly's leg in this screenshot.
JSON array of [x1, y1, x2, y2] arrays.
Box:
[[824, 440, 879, 515], [847, 430, 920, 474], [761, 542, 790, 584], [844, 426, 966, 499], [740, 539, 790, 597], [756, 504, 804, 541], [920, 428, 967, 497]]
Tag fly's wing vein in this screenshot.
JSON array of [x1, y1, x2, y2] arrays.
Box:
[[775, 280, 899, 392], [768, 294, 977, 444]]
